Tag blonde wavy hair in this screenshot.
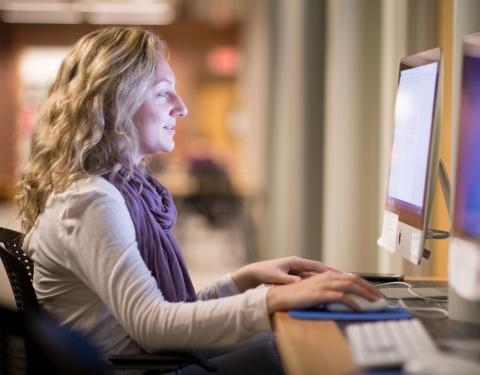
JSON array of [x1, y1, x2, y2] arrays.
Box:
[[17, 26, 167, 232]]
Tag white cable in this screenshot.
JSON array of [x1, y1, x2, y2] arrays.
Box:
[[375, 281, 448, 302], [375, 281, 449, 319], [399, 299, 449, 319], [374, 281, 412, 288]]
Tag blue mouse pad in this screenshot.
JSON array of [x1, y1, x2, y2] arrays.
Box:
[[288, 307, 412, 321]]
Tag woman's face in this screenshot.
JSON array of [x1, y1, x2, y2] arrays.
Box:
[[134, 56, 188, 158]]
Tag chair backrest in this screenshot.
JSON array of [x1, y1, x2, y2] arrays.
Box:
[[0, 227, 106, 374], [0, 228, 30, 275], [0, 228, 216, 373], [0, 227, 39, 312]]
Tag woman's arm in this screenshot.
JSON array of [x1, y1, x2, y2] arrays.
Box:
[[60, 183, 271, 352], [60, 179, 380, 352], [196, 273, 240, 300], [231, 256, 341, 292]]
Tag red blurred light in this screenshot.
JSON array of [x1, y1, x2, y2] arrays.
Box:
[[206, 45, 239, 76]]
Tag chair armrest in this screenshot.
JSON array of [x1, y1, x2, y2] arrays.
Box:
[[108, 351, 217, 372]]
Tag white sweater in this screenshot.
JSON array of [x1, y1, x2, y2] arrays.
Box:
[[24, 176, 271, 356]]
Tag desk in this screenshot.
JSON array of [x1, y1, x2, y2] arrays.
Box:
[[274, 312, 357, 375], [273, 279, 480, 375]]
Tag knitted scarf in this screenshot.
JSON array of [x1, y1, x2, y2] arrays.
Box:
[[108, 166, 196, 302]]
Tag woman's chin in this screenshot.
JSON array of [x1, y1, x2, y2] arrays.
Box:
[[160, 142, 175, 153]]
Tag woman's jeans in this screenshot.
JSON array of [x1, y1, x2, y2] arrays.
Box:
[[175, 332, 285, 375]]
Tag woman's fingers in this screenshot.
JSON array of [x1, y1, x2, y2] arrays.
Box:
[[344, 273, 383, 298], [316, 272, 382, 301], [288, 256, 340, 274], [297, 271, 317, 279], [338, 294, 362, 311], [330, 282, 379, 302], [267, 267, 385, 313]]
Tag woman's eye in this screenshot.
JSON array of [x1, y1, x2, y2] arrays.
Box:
[[156, 90, 176, 100]]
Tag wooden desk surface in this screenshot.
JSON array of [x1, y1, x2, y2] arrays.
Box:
[[274, 312, 358, 375], [273, 278, 450, 374]]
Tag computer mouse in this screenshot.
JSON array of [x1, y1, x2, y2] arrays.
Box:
[[404, 354, 480, 375], [325, 294, 389, 312]]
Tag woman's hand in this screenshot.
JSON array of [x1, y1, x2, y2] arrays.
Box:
[[231, 256, 339, 293], [266, 271, 383, 313]]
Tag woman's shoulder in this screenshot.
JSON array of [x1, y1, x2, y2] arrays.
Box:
[[71, 175, 123, 198], [47, 175, 126, 211], [25, 175, 128, 254]]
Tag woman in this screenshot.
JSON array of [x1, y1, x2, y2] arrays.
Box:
[[18, 27, 380, 373]]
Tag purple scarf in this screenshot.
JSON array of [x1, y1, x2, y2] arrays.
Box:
[[108, 166, 196, 302]]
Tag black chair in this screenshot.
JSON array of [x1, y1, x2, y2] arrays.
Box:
[[0, 227, 216, 374], [0, 305, 108, 375], [0, 228, 38, 313]]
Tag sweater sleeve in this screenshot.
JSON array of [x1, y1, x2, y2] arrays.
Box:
[[197, 273, 240, 300], [60, 184, 271, 353]]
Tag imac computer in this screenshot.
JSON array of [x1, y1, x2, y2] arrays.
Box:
[[378, 48, 443, 265], [448, 32, 480, 324]]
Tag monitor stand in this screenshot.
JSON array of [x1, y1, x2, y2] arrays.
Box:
[[407, 160, 450, 299], [438, 158, 451, 217], [422, 159, 451, 261]]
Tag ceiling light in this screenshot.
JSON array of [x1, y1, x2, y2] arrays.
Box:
[[1, 2, 82, 24], [84, 2, 175, 25], [0, 1, 176, 25]]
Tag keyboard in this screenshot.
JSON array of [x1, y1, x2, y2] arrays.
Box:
[[346, 319, 438, 368]]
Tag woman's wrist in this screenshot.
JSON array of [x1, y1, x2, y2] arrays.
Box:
[[231, 265, 258, 292], [266, 286, 284, 314]]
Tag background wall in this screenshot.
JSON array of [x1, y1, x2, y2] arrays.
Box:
[[2, 0, 480, 309], [262, 0, 326, 261], [322, 0, 381, 272]]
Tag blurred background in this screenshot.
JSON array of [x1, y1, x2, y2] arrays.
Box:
[[0, 0, 479, 308]]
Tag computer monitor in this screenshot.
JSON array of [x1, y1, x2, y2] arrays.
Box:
[[378, 47, 443, 265], [448, 32, 480, 324]]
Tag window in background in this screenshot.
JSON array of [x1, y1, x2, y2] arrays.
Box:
[[16, 46, 69, 171]]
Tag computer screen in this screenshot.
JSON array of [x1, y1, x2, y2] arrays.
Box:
[[449, 33, 480, 317], [453, 35, 480, 241], [378, 48, 442, 265]]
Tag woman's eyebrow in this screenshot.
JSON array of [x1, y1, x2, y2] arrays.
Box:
[[154, 79, 174, 88]]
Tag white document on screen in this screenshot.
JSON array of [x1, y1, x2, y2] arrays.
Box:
[[449, 237, 480, 301], [377, 210, 399, 253], [388, 63, 437, 207]]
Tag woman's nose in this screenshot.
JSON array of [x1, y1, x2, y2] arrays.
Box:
[[171, 95, 188, 118]]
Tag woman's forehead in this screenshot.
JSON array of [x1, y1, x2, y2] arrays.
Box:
[[154, 57, 175, 85]]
